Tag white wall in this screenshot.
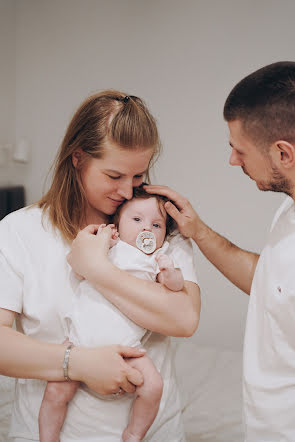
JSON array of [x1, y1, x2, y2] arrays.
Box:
[[0, 0, 17, 186], [6, 0, 295, 349]]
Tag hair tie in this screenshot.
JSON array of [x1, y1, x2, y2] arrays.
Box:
[[113, 95, 135, 103]]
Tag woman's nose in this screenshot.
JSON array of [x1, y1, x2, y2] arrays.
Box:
[[117, 181, 133, 200]]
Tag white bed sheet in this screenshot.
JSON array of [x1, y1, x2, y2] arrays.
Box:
[[174, 340, 244, 442], [0, 343, 244, 442]]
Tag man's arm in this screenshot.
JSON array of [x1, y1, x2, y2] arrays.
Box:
[[144, 185, 259, 295], [192, 220, 259, 295]]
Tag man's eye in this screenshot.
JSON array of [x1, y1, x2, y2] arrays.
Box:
[[108, 175, 121, 180], [134, 174, 143, 179]]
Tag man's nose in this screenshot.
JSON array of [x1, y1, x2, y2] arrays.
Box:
[[229, 148, 243, 166]]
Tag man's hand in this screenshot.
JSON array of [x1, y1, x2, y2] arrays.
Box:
[[144, 185, 201, 239]]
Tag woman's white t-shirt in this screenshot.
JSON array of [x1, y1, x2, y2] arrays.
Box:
[[0, 207, 198, 442]]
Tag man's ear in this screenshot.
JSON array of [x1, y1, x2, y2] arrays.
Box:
[[272, 141, 295, 169], [72, 149, 84, 168]]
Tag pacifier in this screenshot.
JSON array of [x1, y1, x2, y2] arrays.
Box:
[[136, 231, 156, 254]]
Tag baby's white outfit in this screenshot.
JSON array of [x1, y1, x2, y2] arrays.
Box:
[[65, 239, 169, 349]]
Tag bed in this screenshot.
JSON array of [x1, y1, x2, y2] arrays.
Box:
[[0, 340, 244, 442]]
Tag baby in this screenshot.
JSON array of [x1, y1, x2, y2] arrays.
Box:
[[39, 186, 184, 442]]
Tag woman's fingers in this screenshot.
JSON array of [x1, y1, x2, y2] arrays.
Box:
[[120, 363, 144, 393], [120, 379, 137, 394], [80, 224, 101, 234], [125, 364, 144, 387], [118, 345, 146, 391], [118, 345, 146, 358]]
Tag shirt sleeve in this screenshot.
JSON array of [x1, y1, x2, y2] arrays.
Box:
[[0, 215, 24, 313], [167, 233, 199, 285]]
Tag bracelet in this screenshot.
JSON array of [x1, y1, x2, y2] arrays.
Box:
[[63, 343, 74, 381]]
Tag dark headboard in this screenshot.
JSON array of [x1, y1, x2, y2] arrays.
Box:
[[0, 186, 25, 220]]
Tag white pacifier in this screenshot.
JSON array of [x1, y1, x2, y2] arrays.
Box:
[[136, 231, 156, 254]]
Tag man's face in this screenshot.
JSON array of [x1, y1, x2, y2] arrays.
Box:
[[118, 197, 167, 251], [228, 120, 292, 195]]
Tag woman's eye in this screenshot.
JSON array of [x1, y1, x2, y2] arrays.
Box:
[[153, 223, 161, 228], [133, 217, 141, 222], [108, 175, 121, 180], [133, 175, 144, 183]]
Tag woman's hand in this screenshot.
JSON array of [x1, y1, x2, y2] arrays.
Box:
[[144, 185, 201, 239], [70, 345, 146, 395], [67, 224, 115, 281]]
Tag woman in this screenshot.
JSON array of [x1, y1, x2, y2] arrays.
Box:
[[0, 90, 200, 441]]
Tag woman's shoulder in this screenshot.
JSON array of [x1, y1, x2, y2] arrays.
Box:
[[0, 205, 43, 231], [0, 205, 56, 247]]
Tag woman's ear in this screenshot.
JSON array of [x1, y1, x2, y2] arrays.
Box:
[[272, 141, 295, 169], [72, 149, 84, 168]]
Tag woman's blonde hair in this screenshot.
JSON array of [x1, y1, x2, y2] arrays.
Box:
[[37, 90, 161, 242]]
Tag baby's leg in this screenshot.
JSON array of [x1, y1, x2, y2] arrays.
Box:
[[38, 380, 79, 442], [122, 355, 163, 442]]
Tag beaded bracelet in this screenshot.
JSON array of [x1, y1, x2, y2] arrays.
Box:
[[63, 343, 74, 381]]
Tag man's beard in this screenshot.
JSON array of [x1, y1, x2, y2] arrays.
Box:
[[258, 164, 293, 197]]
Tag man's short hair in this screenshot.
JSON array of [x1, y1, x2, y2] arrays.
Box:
[[223, 61, 295, 149]]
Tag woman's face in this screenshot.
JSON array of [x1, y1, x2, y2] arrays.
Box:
[[74, 142, 154, 224]]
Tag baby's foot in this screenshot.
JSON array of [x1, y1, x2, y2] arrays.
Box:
[[122, 428, 141, 442]]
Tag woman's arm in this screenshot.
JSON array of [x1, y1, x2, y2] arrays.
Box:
[[0, 307, 144, 394], [67, 225, 201, 337]]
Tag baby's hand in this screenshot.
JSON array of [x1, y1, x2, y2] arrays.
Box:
[[155, 253, 174, 271], [97, 224, 119, 248]]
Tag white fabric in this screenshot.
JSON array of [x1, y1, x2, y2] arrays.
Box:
[[243, 196, 295, 442], [66, 239, 170, 348], [1, 343, 245, 442], [0, 207, 198, 442]]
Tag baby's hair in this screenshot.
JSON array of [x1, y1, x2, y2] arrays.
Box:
[[112, 184, 176, 235]]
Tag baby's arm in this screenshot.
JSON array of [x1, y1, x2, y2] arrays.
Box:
[[155, 254, 184, 292]]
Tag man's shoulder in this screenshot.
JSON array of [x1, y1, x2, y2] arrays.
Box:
[[270, 196, 294, 231]]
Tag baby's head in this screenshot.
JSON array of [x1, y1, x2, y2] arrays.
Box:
[[113, 186, 175, 252]]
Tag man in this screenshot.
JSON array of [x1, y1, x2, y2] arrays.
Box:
[[145, 61, 295, 441]]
